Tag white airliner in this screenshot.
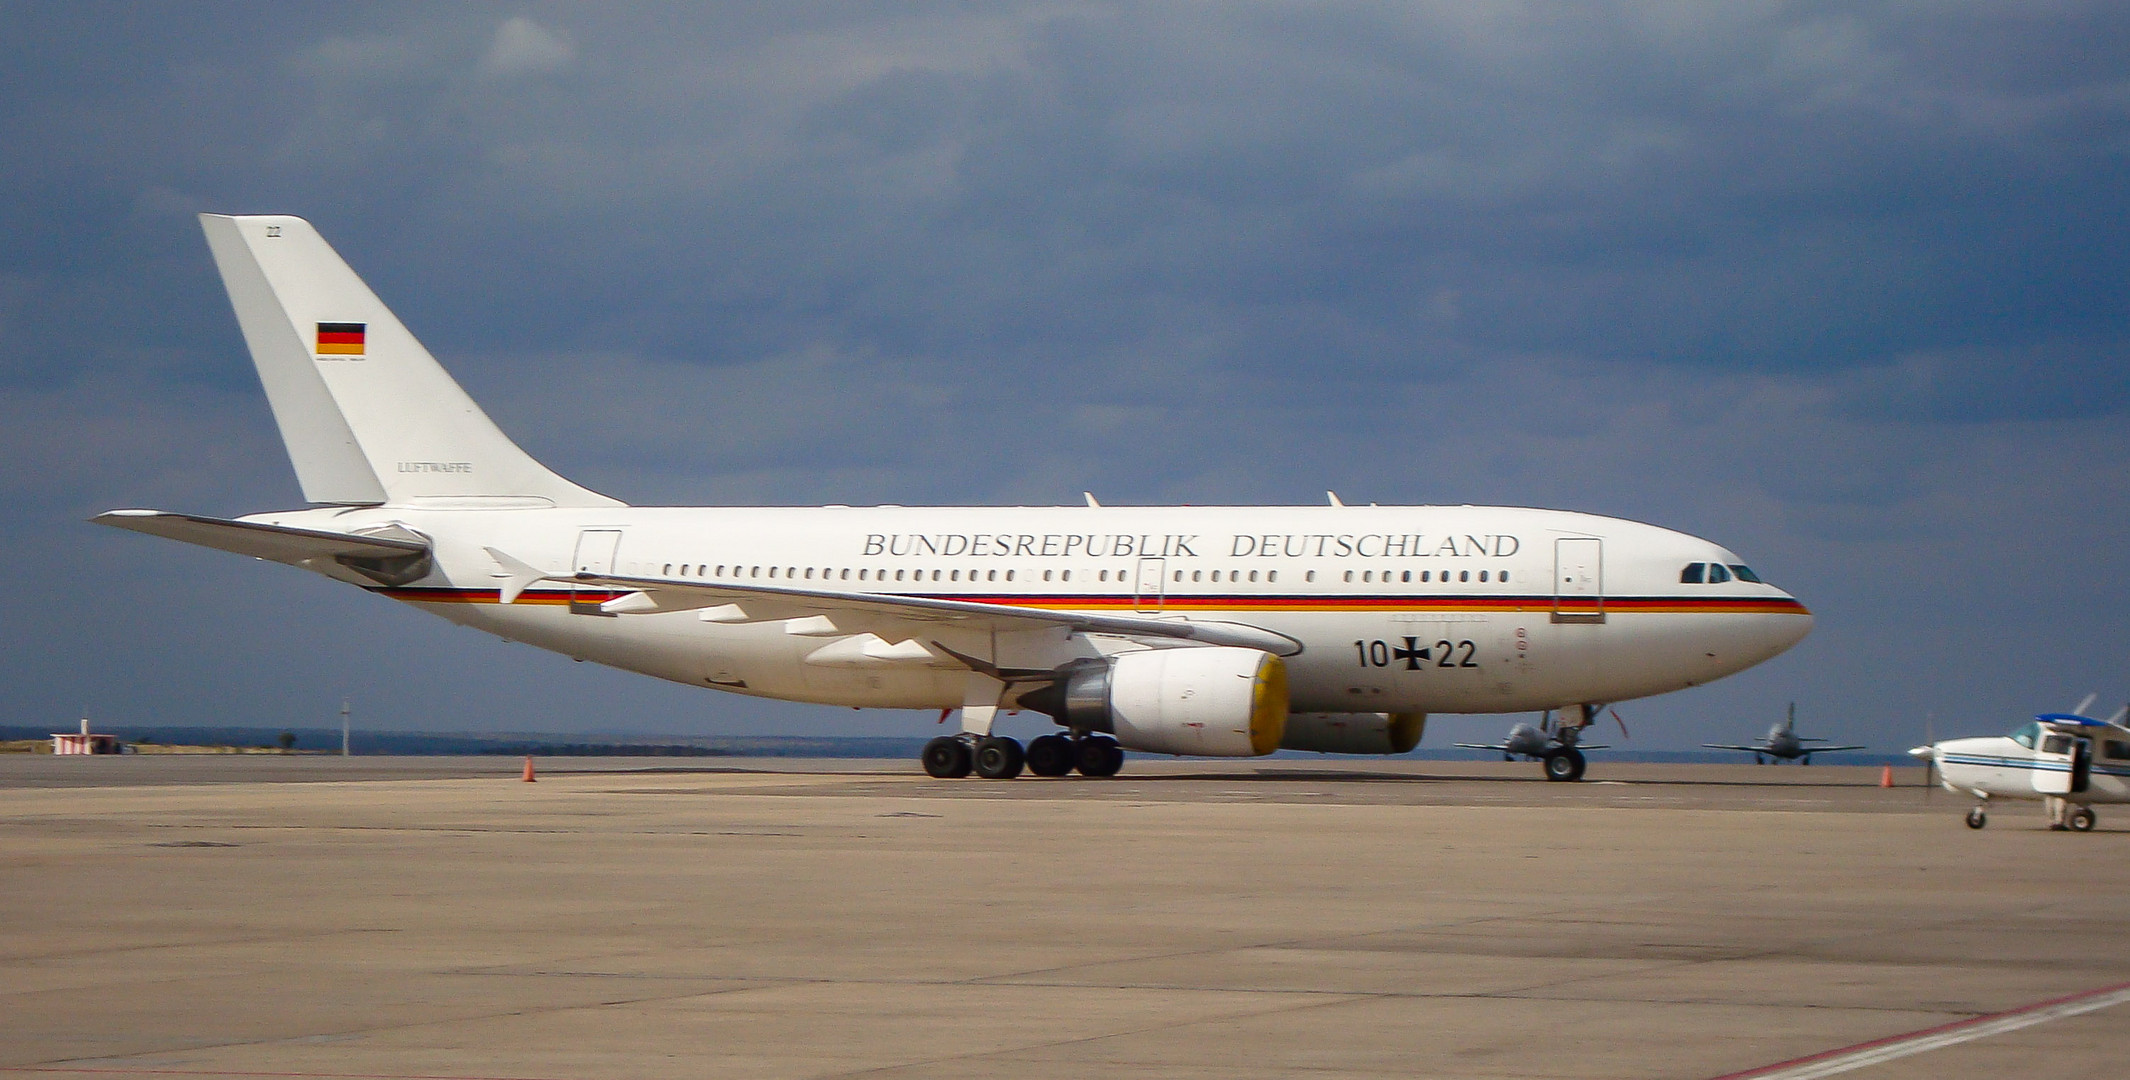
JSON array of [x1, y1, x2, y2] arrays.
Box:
[[97, 215, 1814, 779]]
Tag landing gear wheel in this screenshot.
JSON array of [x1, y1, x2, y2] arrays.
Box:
[[2069, 806, 2097, 832], [1965, 807, 1987, 829], [973, 736, 1025, 779], [1543, 748, 1585, 782], [1075, 736, 1124, 777], [1025, 734, 1075, 777], [921, 736, 972, 779]]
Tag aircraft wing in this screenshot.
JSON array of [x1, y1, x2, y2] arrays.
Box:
[[1802, 744, 1868, 753], [1701, 743, 1768, 753], [95, 509, 428, 564], [539, 565, 1304, 657], [1452, 742, 1510, 752]]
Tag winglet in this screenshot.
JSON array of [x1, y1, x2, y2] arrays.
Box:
[[483, 547, 552, 604]]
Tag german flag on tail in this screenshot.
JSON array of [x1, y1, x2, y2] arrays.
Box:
[[316, 322, 366, 356]]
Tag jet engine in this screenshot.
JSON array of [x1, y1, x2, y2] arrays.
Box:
[[1280, 712, 1427, 755], [1020, 647, 1287, 757]]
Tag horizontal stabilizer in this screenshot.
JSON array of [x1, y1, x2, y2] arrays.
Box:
[[95, 509, 431, 585]]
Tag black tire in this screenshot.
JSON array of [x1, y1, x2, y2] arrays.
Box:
[[921, 736, 972, 779], [2070, 806, 2097, 832], [1543, 749, 1582, 782], [1025, 734, 1075, 777], [973, 736, 1025, 779], [1965, 807, 1987, 829], [1076, 736, 1124, 777]]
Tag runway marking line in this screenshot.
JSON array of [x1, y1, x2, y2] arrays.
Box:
[[0, 1068, 563, 1080], [1709, 979, 2130, 1079]]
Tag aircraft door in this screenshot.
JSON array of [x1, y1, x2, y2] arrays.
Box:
[[1134, 558, 1165, 613], [2072, 737, 2094, 794], [570, 529, 623, 615], [2033, 732, 2080, 795], [1552, 538, 1604, 623]]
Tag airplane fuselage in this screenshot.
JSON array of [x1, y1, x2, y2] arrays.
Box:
[[251, 501, 1811, 716]]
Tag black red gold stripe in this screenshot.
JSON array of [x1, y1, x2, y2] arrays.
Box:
[[371, 586, 1808, 617]]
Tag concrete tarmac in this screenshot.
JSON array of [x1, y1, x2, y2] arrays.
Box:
[[3, 757, 2126, 1079]]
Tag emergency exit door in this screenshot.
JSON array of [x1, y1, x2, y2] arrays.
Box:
[[570, 529, 623, 615], [1134, 558, 1166, 613]]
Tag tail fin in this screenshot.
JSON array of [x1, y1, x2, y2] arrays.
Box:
[[198, 214, 620, 508]]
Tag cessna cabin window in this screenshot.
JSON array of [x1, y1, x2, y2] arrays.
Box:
[[1681, 563, 1705, 584], [2106, 740, 2130, 761], [2011, 722, 2041, 749], [2042, 734, 2074, 755]]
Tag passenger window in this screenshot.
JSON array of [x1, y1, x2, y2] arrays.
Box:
[[1421, 571, 1431, 583], [1268, 570, 1278, 582], [1061, 570, 1071, 582], [1707, 564, 1732, 584], [895, 569, 905, 581], [1043, 570, 1053, 581], [1681, 563, 1705, 584], [1501, 570, 1510, 583], [988, 569, 997, 581], [1401, 570, 1411, 583], [1193, 571, 1202, 582], [840, 568, 850, 580], [1343, 570, 1354, 582], [1305, 570, 1316, 582], [2107, 740, 2130, 761], [932, 570, 942, 581], [1248, 570, 1258, 582], [1459, 570, 1469, 582], [1005, 570, 1015, 581], [768, 567, 778, 578], [1479, 570, 1489, 582], [1098, 570, 1108, 582], [2043, 734, 2073, 755], [949, 569, 959, 581], [858, 569, 868, 580], [1362, 570, 1372, 583], [1730, 565, 1763, 583], [804, 567, 814, 579]]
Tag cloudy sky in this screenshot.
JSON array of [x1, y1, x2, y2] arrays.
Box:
[[4, 2, 2127, 751]]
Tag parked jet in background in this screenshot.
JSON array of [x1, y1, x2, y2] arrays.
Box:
[[96, 215, 1814, 779], [1703, 703, 1864, 764], [1455, 708, 1621, 782]]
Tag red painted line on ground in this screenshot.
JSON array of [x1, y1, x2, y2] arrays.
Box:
[[1706, 978, 2130, 1079]]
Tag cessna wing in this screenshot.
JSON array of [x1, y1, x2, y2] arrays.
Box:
[[490, 555, 1304, 658]]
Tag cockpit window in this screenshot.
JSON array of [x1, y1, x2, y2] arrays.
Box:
[[1706, 563, 1732, 584], [2011, 722, 2041, 749], [1680, 563, 1705, 584], [1729, 565, 1762, 583]]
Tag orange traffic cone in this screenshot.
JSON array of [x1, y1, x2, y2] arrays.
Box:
[[522, 755, 536, 783], [1879, 765, 1894, 788]]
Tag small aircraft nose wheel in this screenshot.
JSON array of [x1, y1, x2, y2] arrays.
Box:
[[1965, 806, 1987, 829], [2069, 806, 2097, 832]]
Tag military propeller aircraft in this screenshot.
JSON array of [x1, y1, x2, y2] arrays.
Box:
[[95, 215, 1813, 779], [1910, 695, 2130, 831], [1702, 703, 1864, 764], [1454, 707, 1623, 781]]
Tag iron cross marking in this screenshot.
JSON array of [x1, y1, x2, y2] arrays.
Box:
[[1392, 637, 1429, 670]]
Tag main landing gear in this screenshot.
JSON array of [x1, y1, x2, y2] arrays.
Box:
[[921, 733, 1122, 779]]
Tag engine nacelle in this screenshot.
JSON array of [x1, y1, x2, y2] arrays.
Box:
[[1280, 712, 1427, 755], [1021, 647, 1287, 757]]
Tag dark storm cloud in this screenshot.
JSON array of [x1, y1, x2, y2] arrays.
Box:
[[2, 2, 2127, 747]]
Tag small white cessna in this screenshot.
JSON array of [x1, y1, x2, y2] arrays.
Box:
[[98, 215, 1814, 779], [1912, 697, 2130, 831]]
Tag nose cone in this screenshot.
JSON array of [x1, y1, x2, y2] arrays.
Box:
[[1907, 744, 1935, 759], [1772, 602, 1814, 655]]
